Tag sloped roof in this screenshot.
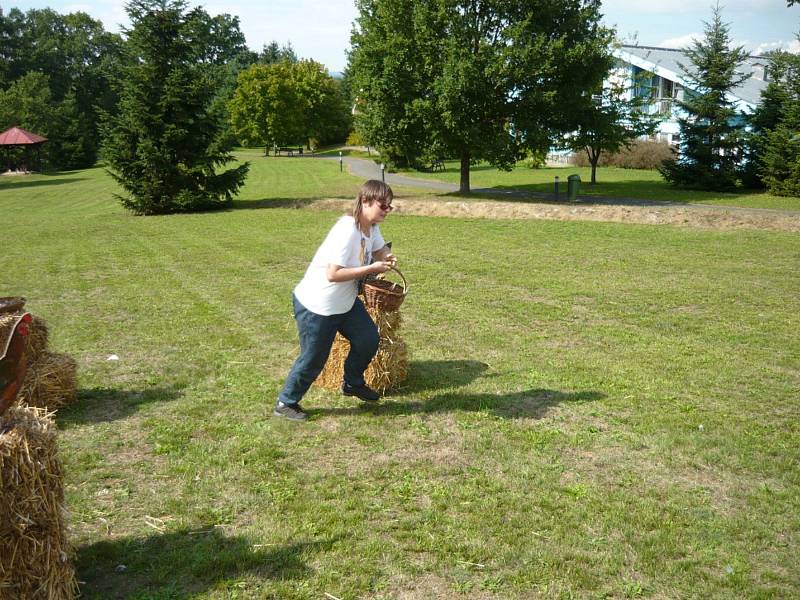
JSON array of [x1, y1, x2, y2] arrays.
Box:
[[0, 126, 48, 146], [615, 45, 768, 108]]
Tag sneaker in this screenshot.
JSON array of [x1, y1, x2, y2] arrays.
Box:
[[272, 401, 308, 421], [342, 382, 380, 403]]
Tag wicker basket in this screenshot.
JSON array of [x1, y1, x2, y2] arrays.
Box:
[[362, 266, 408, 312], [0, 297, 26, 314]]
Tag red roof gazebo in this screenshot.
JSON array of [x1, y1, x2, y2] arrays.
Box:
[[0, 126, 48, 173]]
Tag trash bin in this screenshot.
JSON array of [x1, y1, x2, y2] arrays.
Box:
[[567, 174, 581, 201]]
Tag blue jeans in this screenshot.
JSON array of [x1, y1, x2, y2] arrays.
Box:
[[278, 294, 379, 406]]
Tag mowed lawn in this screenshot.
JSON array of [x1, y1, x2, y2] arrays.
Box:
[[1, 158, 799, 599], [404, 160, 800, 211]]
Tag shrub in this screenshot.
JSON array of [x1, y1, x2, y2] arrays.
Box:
[[523, 149, 547, 169], [346, 131, 363, 146], [570, 139, 675, 170]]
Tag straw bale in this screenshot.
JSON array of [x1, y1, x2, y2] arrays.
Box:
[[19, 353, 77, 411], [27, 315, 49, 364], [315, 304, 409, 393], [0, 404, 78, 599]]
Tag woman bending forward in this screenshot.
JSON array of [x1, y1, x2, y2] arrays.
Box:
[[274, 180, 397, 421]]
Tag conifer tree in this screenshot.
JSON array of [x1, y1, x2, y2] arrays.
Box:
[[754, 49, 800, 196], [659, 6, 749, 190], [101, 0, 249, 215], [740, 53, 793, 188]]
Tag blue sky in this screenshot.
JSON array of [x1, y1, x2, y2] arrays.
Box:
[[6, 0, 799, 72]]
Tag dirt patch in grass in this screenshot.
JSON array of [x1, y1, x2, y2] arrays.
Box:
[[293, 198, 800, 232], [564, 445, 740, 512], [304, 413, 468, 477], [374, 573, 499, 600]]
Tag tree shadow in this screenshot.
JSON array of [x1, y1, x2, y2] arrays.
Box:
[[58, 385, 185, 426], [0, 177, 88, 190], [229, 197, 352, 211], [77, 526, 339, 599], [470, 185, 693, 206], [436, 186, 694, 207], [398, 359, 490, 393], [312, 388, 605, 420]]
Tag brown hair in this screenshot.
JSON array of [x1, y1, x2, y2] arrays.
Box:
[[353, 179, 393, 225]]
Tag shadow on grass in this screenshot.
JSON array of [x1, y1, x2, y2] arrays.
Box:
[[229, 197, 352, 211], [455, 182, 769, 206], [439, 186, 691, 207], [77, 526, 338, 599], [313, 387, 604, 420], [0, 176, 88, 190], [59, 385, 185, 426], [400, 359, 490, 393]]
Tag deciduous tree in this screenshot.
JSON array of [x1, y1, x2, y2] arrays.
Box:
[[229, 63, 305, 148], [564, 71, 659, 184], [349, 0, 613, 193], [0, 7, 122, 168], [291, 60, 352, 146], [229, 60, 351, 148]]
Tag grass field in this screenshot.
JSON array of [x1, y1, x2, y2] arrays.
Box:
[[1, 158, 799, 599], [397, 160, 800, 211]]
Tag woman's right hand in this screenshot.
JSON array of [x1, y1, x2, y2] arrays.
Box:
[[370, 261, 393, 274]]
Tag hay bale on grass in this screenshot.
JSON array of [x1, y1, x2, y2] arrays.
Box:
[[315, 305, 408, 393], [19, 352, 77, 411], [0, 404, 78, 599], [27, 315, 49, 365]]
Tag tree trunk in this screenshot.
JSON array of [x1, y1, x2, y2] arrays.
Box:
[[590, 149, 600, 185], [459, 151, 470, 194]]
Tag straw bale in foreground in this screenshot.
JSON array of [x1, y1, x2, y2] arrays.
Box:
[[27, 315, 49, 364], [19, 352, 77, 411], [315, 305, 408, 393], [0, 405, 78, 599]]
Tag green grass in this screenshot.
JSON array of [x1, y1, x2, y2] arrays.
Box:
[[1, 161, 799, 599], [402, 160, 800, 210]]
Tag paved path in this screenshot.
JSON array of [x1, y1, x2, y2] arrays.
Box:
[[316, 155, 800, 217]]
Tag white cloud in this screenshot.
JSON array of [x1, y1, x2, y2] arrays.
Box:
[[658, 33, 702, 49], [752, 39, 800, 55]]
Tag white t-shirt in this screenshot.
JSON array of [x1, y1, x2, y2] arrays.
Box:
[[294, 215, 386, 315]]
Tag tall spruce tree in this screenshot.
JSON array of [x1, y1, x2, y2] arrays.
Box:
[[101, 0, 249, 215], [741, 51, 796, 189], [754, 49, 800, 196], [659, 6, 749, 190], [349, 0, 612, 193]]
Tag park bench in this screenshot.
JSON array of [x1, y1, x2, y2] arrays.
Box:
[[274, 146, 304, 156], [428, 158, 445, 172]]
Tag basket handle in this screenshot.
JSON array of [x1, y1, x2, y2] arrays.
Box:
[[386, 265, 409, 295]]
